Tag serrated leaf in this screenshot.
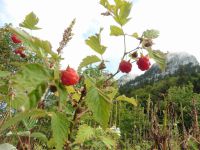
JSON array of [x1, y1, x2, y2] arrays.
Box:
[[50, 112, 69, 150], [116, 95, 137, 106], [0, 109, 46, 132], [143, 29, 159, 39], [85, 87, 112, 128], [19, 12, 41, 30], [110, 25, 124, 36], [119, 1, 132, 25], [11, 64, 53, 109], [148, 49, 166, 71], [100, 136, 116, 149], [78, 55, 101, 72], [75, 124, 95, 144], [85, 30, 106, 55], [31, 132, 48, 143]]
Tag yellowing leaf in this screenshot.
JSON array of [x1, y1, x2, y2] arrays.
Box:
[[116, 95, 137, 106], [132, 32, 139, 39]]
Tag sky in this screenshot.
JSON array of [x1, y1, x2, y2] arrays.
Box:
[[0, 0, 200, 77]]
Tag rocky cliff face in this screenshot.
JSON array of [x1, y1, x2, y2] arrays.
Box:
[[118, 52, 199, 87], [118, 74, 137, 86]]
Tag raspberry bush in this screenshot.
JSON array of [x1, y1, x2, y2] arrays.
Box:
[[0, 0, 166, 149]]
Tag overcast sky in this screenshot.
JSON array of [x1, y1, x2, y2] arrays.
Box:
[[0, 0, 200, 77]]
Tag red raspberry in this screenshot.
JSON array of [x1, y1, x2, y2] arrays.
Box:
[[61, 67, 79, 86], [11, 34, 22, 44], [137, 56, 151, 71], [119, 60, 132, 73], [14, 47, 26, 58]]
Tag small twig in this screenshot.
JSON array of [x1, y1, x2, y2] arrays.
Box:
[[105, 70, 120, 82]]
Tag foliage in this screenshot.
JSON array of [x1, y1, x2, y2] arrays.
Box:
[[0, 0, 168, 149]]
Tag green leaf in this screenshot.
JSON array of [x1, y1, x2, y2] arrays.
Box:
[[110, 25, 124, 36], [143, 29, 159, 39], [19, 12, 41, 30], [11, 64, 53, 109], [28, 82, 48, 108], [100, 136, 116, 149], [50, 112, 69, 150], [31, 132, 48, 143], [85, 30, 106, 55], [78, 55, 101, 72], [75, 124, 95, 144], [132, 32, 139, 39], [55, 81, 67, 102], [116, 95, 137, 106], [85, 87, 112, 128], [118, 1, 132, 25], [148, 49, 166, 71], [0, 109, 46, 132], [0, 71, 10, 78]]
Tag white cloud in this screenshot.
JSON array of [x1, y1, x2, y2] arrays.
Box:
[[1, 0, 200, 76]]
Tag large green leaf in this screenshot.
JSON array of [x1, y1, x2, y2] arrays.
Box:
[[50, 112, 69, 150], [116, 95, 137, 106], [19, 12, 41, 30], [78, 55, 101, 72], [85, 30, 106, 55], [110, 25, 124, 36], [143, 29, 159, 39], [148, 49, 166, 71], [75, 124, 95, 144], [0, 109, 46, 132], [11, 64, 53, 109], [85, 87, 112, 128]]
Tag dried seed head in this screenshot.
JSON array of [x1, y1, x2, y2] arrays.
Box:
[[57, 19, 76, 54]]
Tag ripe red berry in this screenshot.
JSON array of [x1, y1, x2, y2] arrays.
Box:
[[61, 67, 79, 86], [137, 56, 151, 71], [11, 34, 22, 44], [14, 47, 26, 58], [119, 60, 132, 73]]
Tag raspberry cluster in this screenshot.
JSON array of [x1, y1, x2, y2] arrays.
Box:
[[119, 55, 151, 73], [11, 34, 26, 58]]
